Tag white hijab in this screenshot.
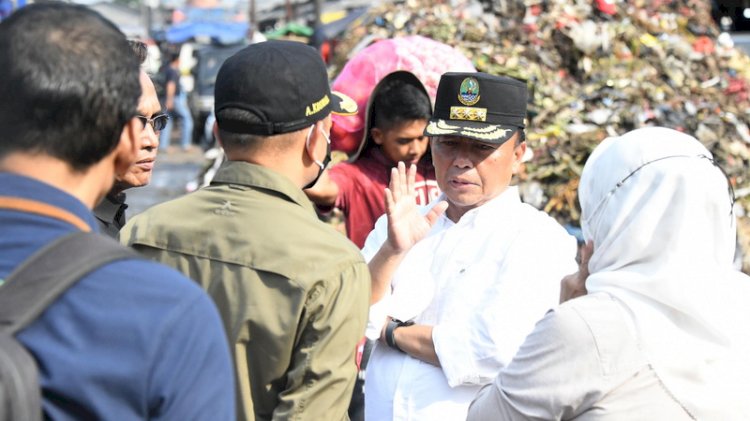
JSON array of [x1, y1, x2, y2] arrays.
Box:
[[579, 127, 750, 420]]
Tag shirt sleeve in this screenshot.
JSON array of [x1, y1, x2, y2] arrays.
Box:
[[273, 260, 371, 420], [466, 304, 604, 421], [328, 163, 355, 212], [361, 214, 392, 339], [150, 278, 236, 420], [360, 213, 388, 262]]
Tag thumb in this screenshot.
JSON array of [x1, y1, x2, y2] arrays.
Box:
[[425, 201, 448, 226], [579, 241, 594, 278]]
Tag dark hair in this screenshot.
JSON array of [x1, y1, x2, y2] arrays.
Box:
[[0, 3, 141, 171], [216, 108, 300, 154], [370, 78, 431, 132], [215, 108, 264, 151], [128, 40, 148, 65]]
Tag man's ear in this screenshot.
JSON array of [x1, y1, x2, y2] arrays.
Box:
[[304, 122, 326, 163], [212, 121, 223, 149], [512, 141, 527, 174], [371, 127, 384, 145], [113, 118, 141, 177]]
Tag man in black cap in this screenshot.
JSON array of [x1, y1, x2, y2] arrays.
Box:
[[120, 40, 370, 421], [360, 72, 578, 420]]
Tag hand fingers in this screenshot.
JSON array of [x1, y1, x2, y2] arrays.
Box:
[[384, 187, 394, 214], [407, 163, 416, 198], [397, 161, 407, 199], [559, 272, 587, 304], [389, 167, 400, 202], [580, 241, 594, 277], [424, 201, 448, 226]]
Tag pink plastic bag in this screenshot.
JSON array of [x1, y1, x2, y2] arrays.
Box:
[[331, 36, 476, 154]]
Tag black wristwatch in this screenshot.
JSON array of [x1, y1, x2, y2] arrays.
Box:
[[385, 318, 414, 353]]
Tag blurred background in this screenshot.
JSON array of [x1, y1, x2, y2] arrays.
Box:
[[4, 0, 750, 270]]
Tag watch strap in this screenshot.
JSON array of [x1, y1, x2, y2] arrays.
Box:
[[385, 318, 414, 353]]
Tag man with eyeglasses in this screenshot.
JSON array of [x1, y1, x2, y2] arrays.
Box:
[[121, 40, 370, 421], [0, 3, 234, 418], [93, 39, 168, 237], [361, 72, 578, 420]]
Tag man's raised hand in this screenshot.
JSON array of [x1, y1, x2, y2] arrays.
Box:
[[384, 162, 447, 254]]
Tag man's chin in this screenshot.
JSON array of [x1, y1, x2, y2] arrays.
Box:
[[112, 176, 149, 193]]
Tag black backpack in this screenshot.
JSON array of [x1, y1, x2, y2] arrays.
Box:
[[0, 232, 138, 420]]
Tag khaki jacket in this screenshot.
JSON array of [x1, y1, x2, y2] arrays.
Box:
[[121, 161, 371, 421]]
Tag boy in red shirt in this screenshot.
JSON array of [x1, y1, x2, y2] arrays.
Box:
[[305, 71, 439, 248]]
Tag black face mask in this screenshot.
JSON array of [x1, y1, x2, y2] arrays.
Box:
[[303, 127, 332, 190]]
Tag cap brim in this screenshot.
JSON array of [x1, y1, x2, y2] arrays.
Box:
[[424, 119, 519, 144], [330, 91, 358, 116]]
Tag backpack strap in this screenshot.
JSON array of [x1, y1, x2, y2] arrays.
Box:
[[0, 197, 91, 232], [0, 231, 138, 335]]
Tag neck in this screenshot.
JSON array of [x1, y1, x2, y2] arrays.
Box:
[[445, 204, 467, 223], [0, 153, 114, 209], [225, 149, 311, 189]]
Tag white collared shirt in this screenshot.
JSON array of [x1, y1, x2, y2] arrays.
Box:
[[362, 187, 578, 421]]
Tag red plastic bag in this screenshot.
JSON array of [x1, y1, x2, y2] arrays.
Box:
[[331, 35, 475, 154]]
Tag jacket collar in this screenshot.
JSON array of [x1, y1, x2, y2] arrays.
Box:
[[211, 160, 316, 214]]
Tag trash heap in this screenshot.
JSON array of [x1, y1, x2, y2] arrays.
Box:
[[331, 0, 750, 269]]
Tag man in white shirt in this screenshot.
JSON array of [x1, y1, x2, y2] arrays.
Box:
[[362, 72, 578, 421]]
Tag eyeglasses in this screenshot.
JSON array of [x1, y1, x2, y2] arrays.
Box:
[[136, 114, 169, 132]]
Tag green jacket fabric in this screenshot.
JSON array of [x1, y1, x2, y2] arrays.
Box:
[[120, 161, 371, 421]]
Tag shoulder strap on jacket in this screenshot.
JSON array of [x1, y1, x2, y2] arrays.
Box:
[[0, 232, 138, 335]]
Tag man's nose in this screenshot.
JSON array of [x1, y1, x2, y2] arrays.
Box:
[[142, 127, 160, 150], [452, 145, 473, 168]]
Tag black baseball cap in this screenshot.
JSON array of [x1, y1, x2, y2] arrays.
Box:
[[215, 40, 357, 135], [424, 72, 527, 144]]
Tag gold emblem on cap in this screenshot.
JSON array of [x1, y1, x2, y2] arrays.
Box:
[[332, 92, 358, 116], [450, 106, 487, 122], [460, 127, 511, 140], [458, 77, 480, 106], [426, 119, 513, 141], [425, 119, 461, 135]]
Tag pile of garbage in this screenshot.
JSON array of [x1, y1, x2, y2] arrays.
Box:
[[330, 0, 750, 268]]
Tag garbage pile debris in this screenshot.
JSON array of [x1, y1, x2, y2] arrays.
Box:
[[330, 35, 476, 155], [330, 0, 750, 270]]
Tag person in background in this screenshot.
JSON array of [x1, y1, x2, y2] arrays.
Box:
[[158, 50, 194, 152], [362, 72, 578, 420], [305, 71, 439, 249], [121, 40, 370, 421], [0, 3, 234, 418], [305, 70, 438, 421], [467, 126, 750, 420], [94, 39, 166, 237]]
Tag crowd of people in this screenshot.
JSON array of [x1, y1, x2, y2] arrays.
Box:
[[1, 2, 749, 421]]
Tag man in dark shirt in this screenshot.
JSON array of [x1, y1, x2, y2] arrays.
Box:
[[0, 4, 235, 418], [94, 40, 166, 237]]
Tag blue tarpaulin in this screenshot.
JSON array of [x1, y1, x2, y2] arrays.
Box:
[[166, 21, 248, 44], [165, 8, 248, 44]]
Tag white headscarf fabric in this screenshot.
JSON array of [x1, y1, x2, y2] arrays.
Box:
[[579, 127, 750, 420]]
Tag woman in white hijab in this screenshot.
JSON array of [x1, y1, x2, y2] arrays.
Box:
[[467, 127, 750, 420]]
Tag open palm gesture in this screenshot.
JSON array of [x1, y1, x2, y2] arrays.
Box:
[[384, 162, 447, 254]]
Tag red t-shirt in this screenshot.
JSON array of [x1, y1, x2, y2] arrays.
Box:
[[328, 148, 440, 248]]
